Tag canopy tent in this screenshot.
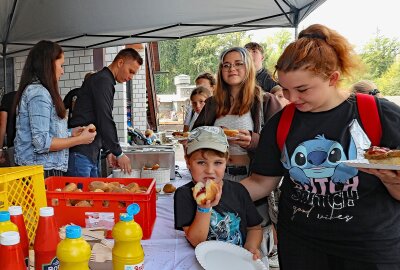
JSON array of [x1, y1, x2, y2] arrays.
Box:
[[0, 0, 326, 89], [1, 0, 326, 57]]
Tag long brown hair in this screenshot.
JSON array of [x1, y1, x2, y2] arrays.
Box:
[[214, 47, 262, 117], [13, 40, 66, 118], [274, 24, 360, 82]]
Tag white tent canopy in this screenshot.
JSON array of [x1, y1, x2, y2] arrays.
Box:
[[1, 0, 326, 57]]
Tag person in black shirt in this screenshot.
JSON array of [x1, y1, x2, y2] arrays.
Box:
[[244, 42, 277, 92], [63, 71, 95, 128], [0, 91, 17, 148], [242, 24, 400, 269], [67, 48, 143, 177], [0, 91, 17, 166]]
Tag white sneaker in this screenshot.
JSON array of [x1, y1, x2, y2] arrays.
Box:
[[268, 252, 280, 268]]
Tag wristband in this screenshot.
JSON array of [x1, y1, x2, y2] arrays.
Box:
[[197, 206, 212, 213], [116, 152, 125, 159], [68, 128, 72, 137]]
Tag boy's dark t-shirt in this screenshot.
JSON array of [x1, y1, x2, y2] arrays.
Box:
[[174, 180, 262, 246], [252, 96, 400, 263]]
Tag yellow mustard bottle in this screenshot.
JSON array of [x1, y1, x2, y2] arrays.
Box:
[[0, 211, 18, 234], [56, 225, 91, 270], [112, 203, 144, 270]]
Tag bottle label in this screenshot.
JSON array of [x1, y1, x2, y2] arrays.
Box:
[[42, 257, 60, 270], [124, 262, 144, 270]]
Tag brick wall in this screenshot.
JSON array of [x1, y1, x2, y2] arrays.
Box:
[[13, 45, 147, 145]]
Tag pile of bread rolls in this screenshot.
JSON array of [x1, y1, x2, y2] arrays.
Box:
[[54, 181, 148, 207]]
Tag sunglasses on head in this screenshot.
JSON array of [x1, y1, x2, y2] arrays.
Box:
[[369, 89, 380, 96]]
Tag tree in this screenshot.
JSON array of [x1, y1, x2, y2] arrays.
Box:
[[377, 57, 400, 96], [156, 32, 252, 94], [360, 31, 400, 79], [261, 29, 294, 71]]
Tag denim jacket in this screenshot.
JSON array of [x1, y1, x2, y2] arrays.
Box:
[[14, 83, 69, 171]]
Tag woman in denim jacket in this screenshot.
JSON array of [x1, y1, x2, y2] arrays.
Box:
[[13, 40, 96, 178]]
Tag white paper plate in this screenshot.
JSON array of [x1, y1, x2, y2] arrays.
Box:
[[195, 241, 268, 270], [340, 159, 400, 170]]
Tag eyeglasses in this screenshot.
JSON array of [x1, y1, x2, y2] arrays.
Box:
[[221, 61, 245, 71]]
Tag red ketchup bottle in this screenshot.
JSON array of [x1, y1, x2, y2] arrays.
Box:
[[34, 207, 60, 270], [0, 231, 26, 270], [9, 206, 29, 269]]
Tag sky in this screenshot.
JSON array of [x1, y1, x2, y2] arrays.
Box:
[[249, 0, 399, 51]]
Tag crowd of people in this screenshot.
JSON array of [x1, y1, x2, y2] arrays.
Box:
[[0, 23, 399, 270]]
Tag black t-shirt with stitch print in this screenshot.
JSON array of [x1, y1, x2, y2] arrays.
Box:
[[252, 96, 400, 263], [174, 180, 262, 246]]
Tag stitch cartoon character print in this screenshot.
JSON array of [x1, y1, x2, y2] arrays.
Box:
[[281, 134, 359, 223]]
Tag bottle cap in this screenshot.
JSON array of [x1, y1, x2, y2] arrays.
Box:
[[0, 231, 20, 246], [126, 203, 140, 218], [8, 206, 23, 216], [0, 211, 11, 222], [119, 213, 133, 222], [66, 225, 81, 239], [39, 207, 54, 217]]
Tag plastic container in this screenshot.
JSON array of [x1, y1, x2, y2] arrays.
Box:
[[9, 206, 29, 269], [112, 203, 144, 270], [34, 207, 60, 270], [0, 231, 26, 270], [45, 176, 156, 239], [57, 225, 91, 270], [0, 165, 47, 246], [0, 211, 18, 234]]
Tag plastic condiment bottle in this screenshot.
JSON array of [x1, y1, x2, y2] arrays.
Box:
[[34, 207, 60, 270], [57, 225, 91, 270], [0, 231, 26, 270], [112, 203, 144, 270], [9, 206, 29, 269], [0, 211, 18, 234]]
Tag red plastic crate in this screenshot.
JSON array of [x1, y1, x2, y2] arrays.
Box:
[[45, 176, 156, 239]]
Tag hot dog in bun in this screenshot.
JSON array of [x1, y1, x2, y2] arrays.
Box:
[[223, 129, 239, 137], [192, 179, 218, 205]]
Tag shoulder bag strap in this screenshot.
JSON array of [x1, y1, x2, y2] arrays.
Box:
[[356, 93, 382, 146], [276, 103, 296, 151]]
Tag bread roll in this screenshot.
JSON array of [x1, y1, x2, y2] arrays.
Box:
[[75, 200, 91, 207], [87, 123, 96, 133], [126, 182, 140, 193], [163, 183, 176, 193], [61, 183, 78, 192], [89, 181, 109, 192], [223, 129, 239, 137], [192, 180, 218, 205]]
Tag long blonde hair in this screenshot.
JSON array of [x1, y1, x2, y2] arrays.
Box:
[[214, 47, 262, 117]]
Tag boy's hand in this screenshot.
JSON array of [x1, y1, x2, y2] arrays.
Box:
[[246, 247, 261, 260]]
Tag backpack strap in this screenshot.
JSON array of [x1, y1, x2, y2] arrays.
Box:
[[356, 93, 382, 146], [276, 103, 296, 151]]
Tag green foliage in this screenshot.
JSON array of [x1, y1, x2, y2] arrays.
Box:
[[376, 58, 400, 96], [360, 31, 400, 79], [156, 32, 251, 94], [262, 30, 294, 71], [155, 29, 400, 96]]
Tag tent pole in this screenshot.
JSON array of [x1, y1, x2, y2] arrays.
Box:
[[2, 45, 6, 92]]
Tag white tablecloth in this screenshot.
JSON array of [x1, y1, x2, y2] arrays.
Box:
[[141, 161, 203, 270]]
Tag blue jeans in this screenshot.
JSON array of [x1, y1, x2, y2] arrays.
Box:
[[67, 152, 98, 177]]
